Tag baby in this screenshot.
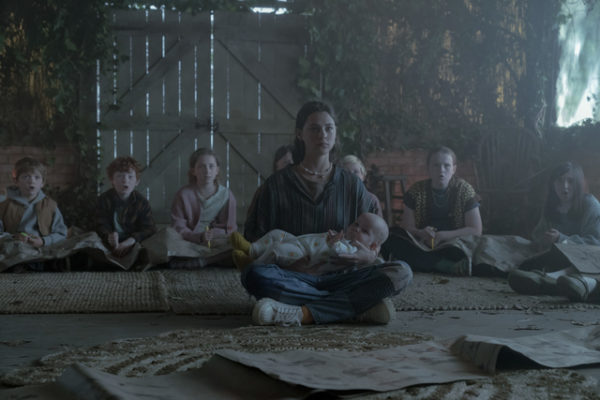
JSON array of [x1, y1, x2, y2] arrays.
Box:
[[231, 212, 389, 272]]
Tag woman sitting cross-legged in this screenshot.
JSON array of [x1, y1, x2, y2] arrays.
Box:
[[381, 146, 482, 275], [508, 162, 600, 302], [241, 100, 412, 327]]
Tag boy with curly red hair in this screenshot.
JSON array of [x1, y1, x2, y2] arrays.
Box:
[[96, 156, 156, 257]]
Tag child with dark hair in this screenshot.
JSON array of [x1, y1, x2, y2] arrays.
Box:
[[171, 148, 237, 246], [531, 162, 593, 246], [509, 161, 600, 302], [0, 157, 67, 248], [96, 156, 156, 257]]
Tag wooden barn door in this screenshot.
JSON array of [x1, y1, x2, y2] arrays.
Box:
[[98, 9, 306, 225]]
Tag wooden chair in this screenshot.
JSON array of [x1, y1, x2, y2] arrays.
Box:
[[474, 126, 542, 234], [369, 173, 407, 227]]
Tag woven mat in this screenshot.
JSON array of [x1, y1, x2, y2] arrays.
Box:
[[2, 328, 598, 399], [1, 269, 598, 314], [163, 269, 253, 315], [393, 273, 600, 311], [0, 272, 169, 313]]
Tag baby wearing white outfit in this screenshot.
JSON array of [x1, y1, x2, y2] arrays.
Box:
[[249, 230, 358, 267], [235, 212, 389, 272]]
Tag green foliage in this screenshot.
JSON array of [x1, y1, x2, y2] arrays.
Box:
[[0, 0, 120, 228], [0, 0, 261, 228], [545, 119, 600, 157], [295, 1, 390, 157], [294, 0, 563, 161]]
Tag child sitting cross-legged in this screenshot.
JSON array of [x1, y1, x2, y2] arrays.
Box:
[[0, 157, 68, 271], [231, 212, 389, 275], [171, 148, 237, 247], [96, 156, 157, 257]]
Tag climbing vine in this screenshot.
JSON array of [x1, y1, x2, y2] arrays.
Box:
[[2, 0, 596, 231], [294, 0, 565, 160], [0, 0, 262, 228]]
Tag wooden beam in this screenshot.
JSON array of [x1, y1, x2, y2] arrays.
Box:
[[103, 39, 195, 117], [215, 38, 301, 119], [102, 114, 292, 135]]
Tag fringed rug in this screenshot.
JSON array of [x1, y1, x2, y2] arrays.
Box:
[[0, 269, 597, 314]]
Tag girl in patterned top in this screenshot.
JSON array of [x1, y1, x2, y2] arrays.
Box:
[[381, 146, 482, 275]]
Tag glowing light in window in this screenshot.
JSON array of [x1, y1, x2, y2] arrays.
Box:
[[555, 0, 600, 127]]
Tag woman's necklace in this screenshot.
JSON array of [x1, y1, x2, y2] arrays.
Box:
[[299, 162, 333, 178], [431, 187, 449, 208]]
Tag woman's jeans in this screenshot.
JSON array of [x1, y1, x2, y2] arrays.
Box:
[[241, 261, 413, 324]]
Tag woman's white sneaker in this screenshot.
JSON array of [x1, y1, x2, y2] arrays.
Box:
[[252, 298, 303, 326]]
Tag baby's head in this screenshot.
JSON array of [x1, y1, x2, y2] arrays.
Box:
[[345, 212, 389, 252], [107, 156, 142, 200], [13, 157, 46, 201]]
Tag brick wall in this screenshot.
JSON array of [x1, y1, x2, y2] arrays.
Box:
[[0, 146, 79, 196], [364, 148, 600, 233], [364, 149, 476, 226]]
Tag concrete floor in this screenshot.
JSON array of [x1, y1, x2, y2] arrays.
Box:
[[1, 308, 600, 394]]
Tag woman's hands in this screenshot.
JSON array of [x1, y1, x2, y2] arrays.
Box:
[[330, 240, 378, 266]]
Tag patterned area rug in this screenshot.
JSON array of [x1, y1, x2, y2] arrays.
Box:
[[0, 268, 598, 314], [0, 326, 430, 386], [2, 327, 597, 399], [358, 369, 599, 399]]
